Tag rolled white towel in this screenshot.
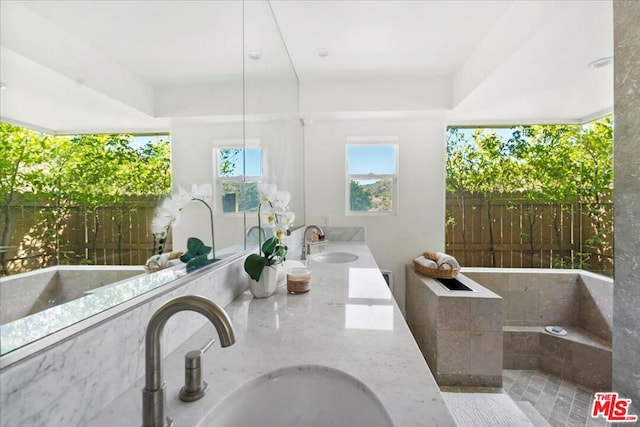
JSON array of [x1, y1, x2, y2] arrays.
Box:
[[436, 253, 460, 270], [414, 256, 437, 269]]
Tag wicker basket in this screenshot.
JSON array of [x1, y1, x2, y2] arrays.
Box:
[[413, 259, 460, 279], [413, 252, 460, 279]]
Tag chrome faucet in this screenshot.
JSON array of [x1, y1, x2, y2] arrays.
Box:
[[142, 295, 236, 427], [301, 225, 325, 260], [246, 225, 266, 243]]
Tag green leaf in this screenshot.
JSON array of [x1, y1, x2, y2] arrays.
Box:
[[275, 246, 287, 259], [244, 253, 267, 281], [187, 237, 206, 254], [181, 237, 211, 262], [261, 237, 277, 257], [186, 254, 213, 273]]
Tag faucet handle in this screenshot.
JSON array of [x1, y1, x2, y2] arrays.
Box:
[[179, 337, 215, 402], [199, 336, 216, 353]]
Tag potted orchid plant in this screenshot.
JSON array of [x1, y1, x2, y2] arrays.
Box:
[[244, 183, 295, 297], [147, 184, 215, 273]]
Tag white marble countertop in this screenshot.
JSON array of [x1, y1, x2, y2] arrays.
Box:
[[91, 242, 455, 426]]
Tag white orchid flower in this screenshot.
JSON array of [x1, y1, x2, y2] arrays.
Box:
[[273, 191, 291, 213], [170, 187, 192, 210], [191, 183, 212, 200], [260, 207, 277, 228], [157, 197, 182, 227], [151, 217, 170, 236], [258, 182, 277, 206], [273, 223, 288, 242], [283, 211, 295, 228]]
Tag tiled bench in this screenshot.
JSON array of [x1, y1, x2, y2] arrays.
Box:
[[504, 325, 611, 390]]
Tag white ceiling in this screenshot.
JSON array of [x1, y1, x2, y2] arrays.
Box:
[[0, 0, 613, 134]]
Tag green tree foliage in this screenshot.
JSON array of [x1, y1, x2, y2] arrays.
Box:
[[0, 123, 171, 273], [0, 123, 48, 274], [350, 180, 372, 211], [520, 117, 613, 269], [446, 115, 613, 272], [446, 127, 528, 266], [365, 179, 393, 212], [219, 148, 241, 177], [218, 149, 261, 213]]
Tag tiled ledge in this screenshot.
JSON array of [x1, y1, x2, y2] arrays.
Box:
[[503, 326, 612, 390], [504, 326, 610, 351]]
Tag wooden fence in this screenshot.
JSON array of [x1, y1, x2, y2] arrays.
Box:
[[1, 197, 172, 276], [3, 194, 614, 277], [445, 193, 613, 276]]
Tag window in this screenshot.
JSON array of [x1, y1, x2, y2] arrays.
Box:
[[0, 122, 171, 273], [214, 143, 262, 214], [346, 138, 398, 215]]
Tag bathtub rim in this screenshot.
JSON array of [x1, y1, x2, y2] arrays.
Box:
[[0, 249, 249, 370]]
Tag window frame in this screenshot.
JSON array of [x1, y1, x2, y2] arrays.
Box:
[[213, 139, 262, 216], [345, 136, 399, 216]]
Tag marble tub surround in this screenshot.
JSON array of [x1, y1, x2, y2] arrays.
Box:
[[90, 242, 456, 426], [461, 268, 613, 390], [577, 273, 613, 344], [0, 265, 144, 324], [0, 266, 178, 356], [461, 268, 613, 344], [0, 245, 246, 359], [0, 253, 249, 427], [406, 267, 503, 388]]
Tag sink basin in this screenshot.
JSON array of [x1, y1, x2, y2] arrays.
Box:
[[198, 365, 393, 427], [312, 252, 359, 263]]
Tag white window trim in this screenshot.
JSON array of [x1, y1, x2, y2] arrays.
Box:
[[345, 138, 399, 216], [213, 139, 262, 217]]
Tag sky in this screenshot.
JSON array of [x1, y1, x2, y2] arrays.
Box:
[[454, 127, 517, 144], [244, 148, 262, 176], [347, 145, 396, 175], [223, 147, 262, 177], [129, 134, 166, 149]]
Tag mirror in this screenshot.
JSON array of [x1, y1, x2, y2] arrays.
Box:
[[0, 0, 303, 358], [243, 0, 305, 240]]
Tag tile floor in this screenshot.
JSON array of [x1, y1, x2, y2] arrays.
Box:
[[502, 370, 610, 427]]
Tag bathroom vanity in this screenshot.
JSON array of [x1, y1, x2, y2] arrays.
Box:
[[90, 242, 455, 426]]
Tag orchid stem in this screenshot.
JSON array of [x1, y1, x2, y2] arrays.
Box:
[[257, 203, 262, 257], [191, 197, 215, 259]]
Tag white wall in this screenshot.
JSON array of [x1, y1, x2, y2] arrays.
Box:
[[304, 118, 447, 312], [300, 75, 451, 115]]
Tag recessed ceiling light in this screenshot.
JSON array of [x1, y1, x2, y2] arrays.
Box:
[[588, 57, 613, 69], [0, 82, 7, 90], [314, 48, 329, 58], [247, 51, 262, 60]]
